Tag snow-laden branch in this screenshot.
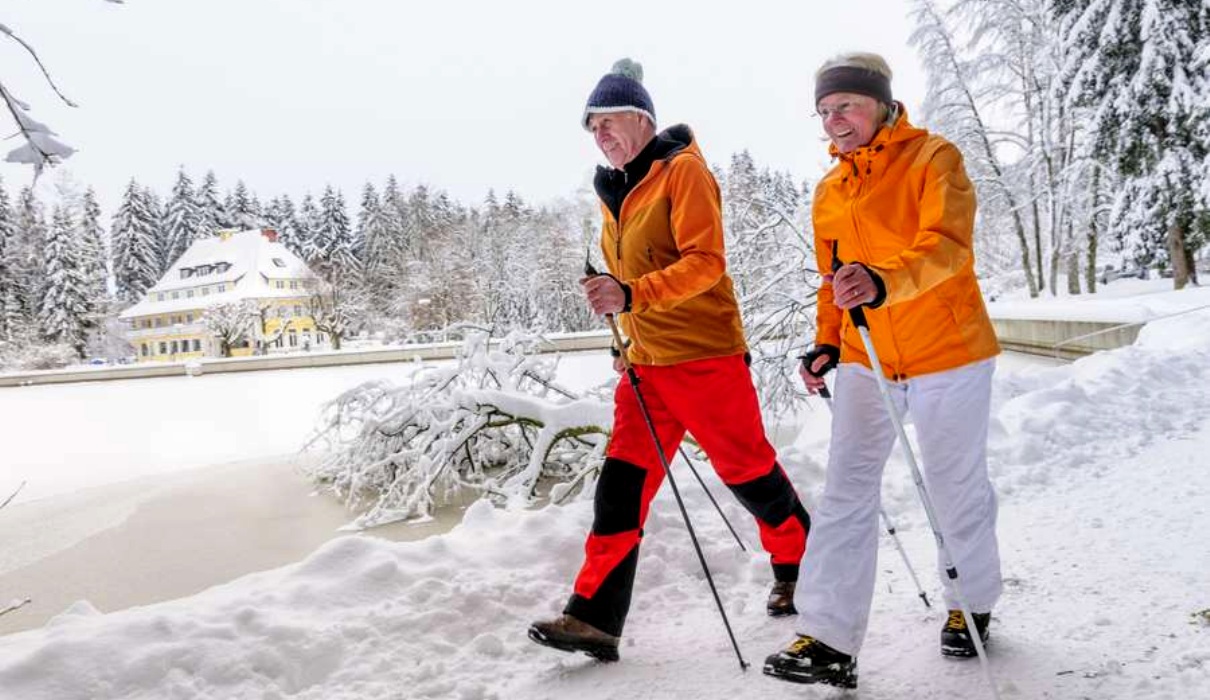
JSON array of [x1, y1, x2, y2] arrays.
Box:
[[1, 2, 125, 177], [305, 328, 613, 529]]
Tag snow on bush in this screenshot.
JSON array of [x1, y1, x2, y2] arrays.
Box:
[[0, 340, 79, 371], [306, 328, 614, 528]]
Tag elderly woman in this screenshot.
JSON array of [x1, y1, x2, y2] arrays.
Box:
[[763, 52, 1003, 689]]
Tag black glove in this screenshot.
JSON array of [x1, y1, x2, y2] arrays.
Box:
[[799, 344, 839, 378]]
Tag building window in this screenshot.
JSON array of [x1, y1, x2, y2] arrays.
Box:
[[216, 262, 231, 273], [288, 331, 298, 347], [187, 289, 194, 298], [154, 318, 163, 328], [202, 287, 210, 296], [294, 305, 302, 316], [141, 343, 149, 357], [159, 342, 167, 355], [274, 337, 283, 348], [218, 284, 226, 292], [289, 280, 298, 289], [142, 319, 151, 329], [171, 291, 180, 300], [186, 313, 193, 323], [272, 258, 286, 268], [276, 280, 285, 289], [157, 293, 165, 301], [180, 268, 194, 279], [192, 339, 201, 352]]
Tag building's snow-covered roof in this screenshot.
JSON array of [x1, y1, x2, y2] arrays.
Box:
[[120, 229, 318, 319]]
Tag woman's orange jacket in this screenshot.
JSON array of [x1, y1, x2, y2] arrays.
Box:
[[601, 125, 747, 366], [812, 108, 1000, 379]]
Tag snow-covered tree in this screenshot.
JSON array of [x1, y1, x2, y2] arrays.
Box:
[[9, 186, 48, 323], [226, 180, 263, 231], [1059, 0, 1209, 288], [195, 170, 227, 238], [718, 152, 814, 416], [0, 179, 20, 339], [162, 168, 202, 271], [307, 329, 611, 528], [297, 193, 322, 268], [78, 186, 109, 303], [265, 194, 301, 257], [203, 299, 257, 357], [38, 204, 91, 357], [111, 179, 160, 302]]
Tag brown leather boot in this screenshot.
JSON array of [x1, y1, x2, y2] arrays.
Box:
[[528, 614, 620, 662], [767, 580, 797, 617]]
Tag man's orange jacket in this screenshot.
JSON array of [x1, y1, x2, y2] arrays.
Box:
[[600, 125, 747, 366]]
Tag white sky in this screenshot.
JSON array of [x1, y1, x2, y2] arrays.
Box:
[[1, 0, 927, 213]]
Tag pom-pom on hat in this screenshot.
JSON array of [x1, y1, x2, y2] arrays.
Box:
[[582, 58, 656, 131]]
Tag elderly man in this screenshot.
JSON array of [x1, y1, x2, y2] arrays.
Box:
[[763, 52, 1003, 689], [527, 58, 810, 663]]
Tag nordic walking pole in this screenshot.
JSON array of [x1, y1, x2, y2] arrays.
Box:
[[678, 445, 749, 552], [847, 304, 1000, 700], [817, 384, 928, 608], [586, 260, 748, 671]]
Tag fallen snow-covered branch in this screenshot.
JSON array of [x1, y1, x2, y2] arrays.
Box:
[[306, 329, 613, 529]]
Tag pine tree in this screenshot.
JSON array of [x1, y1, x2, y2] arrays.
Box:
[[1059, 0, 1210, 287], [196, 170, 228, 238], [318, 186, 358, 280], [12, 187, 49, 323], [298, 193, 323, 267], [111, 179, 161, 303], [162, 168, 202, 271], [357, 182, 394, 298], [39, 204, 91, 357], [79, 187, 109, 306], [227, 180, 262, 230], [265, 194, 301, 256], [0, 179, 19, 340]]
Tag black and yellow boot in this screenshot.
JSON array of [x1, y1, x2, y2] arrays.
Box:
[[940, 609, 991, 658], [763, 635, 857, 688]]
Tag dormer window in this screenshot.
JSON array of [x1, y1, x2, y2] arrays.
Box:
[[179, 268, 194, 279], [272, 258, 286, 268], [215, 262, 232, 274]]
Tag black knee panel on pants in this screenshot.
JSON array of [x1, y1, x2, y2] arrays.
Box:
[[593, 457, 647, 536], [728, 462, 801, 527]]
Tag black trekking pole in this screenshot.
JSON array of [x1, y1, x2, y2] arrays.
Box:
[[816, 383, 928, 608], [587, 261, 749, 671], [677, 445, 749, 551], [846, 304, 1001, 699]]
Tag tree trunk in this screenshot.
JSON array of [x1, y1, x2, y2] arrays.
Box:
[[1085, 168, 1101, 294], [330, 333, 342, 351], [1168, 221, 1191, 290], [1066, 249, 1081, 295]]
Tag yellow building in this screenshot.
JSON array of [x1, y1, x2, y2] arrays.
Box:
[[120, 228, 327, 362]]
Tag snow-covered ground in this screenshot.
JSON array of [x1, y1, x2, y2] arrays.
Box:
[[1, 281, 1208, 699]]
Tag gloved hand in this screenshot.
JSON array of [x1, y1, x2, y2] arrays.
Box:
[[798, 344, 839, 395], [799, 344, 839, 378]]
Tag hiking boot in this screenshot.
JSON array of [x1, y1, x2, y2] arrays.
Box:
[[766, 580, 797, 617], [940, 609, 991, 658], [762, 635, 857, 688], [528, 614, 620, 662]]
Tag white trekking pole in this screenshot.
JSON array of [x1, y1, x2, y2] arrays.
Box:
[[816, 382, 930, 609], [847, 305, 1001, 700]]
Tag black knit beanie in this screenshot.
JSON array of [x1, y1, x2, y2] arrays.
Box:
[[582, 58, 656, 130]]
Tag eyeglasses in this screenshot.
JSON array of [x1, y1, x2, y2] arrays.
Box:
[[814, 101, 859, 120]]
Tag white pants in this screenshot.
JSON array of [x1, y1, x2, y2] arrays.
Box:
[[793, 359, 1002, 656]]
